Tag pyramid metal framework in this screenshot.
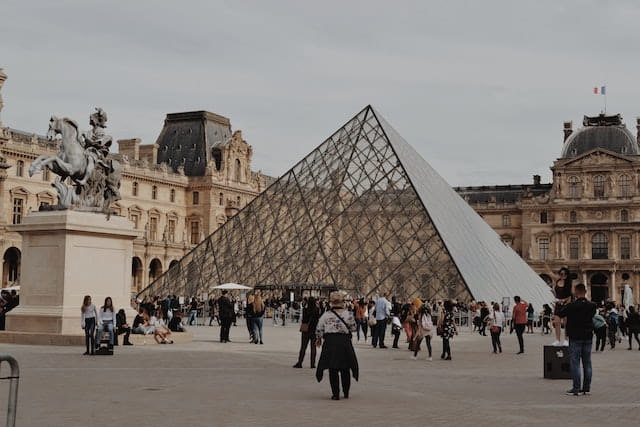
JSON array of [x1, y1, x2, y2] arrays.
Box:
[[140, 106, 553, 307]]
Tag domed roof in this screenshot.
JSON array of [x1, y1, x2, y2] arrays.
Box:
[[561, 113, 638, 158]]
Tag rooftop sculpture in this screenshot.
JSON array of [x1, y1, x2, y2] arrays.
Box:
[[29, 108, 121, 214]]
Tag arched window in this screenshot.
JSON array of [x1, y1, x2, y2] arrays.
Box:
[[594, 175, 605, 198], [619, 174, 632, 197], [16, 160, 24, 177], [169, 189, 175, 203], [132, 182, 138, 197], [621, 209, 629, 222], [569, 210, 577, 223], [151, 185, 158, 200], [591, 232, 608, 259], [568, 176, 581, 198], [235, 159, 241, 182]]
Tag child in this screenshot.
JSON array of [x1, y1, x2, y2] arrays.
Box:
[[391, 315, 402, 349]]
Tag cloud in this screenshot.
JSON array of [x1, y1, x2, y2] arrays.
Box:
[[2, 0, 640, 186]]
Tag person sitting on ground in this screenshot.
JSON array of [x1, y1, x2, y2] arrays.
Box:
[[152, 309, 173, 344], [168, 309, 186, 332], [115, 308, 133, 346], [132, 308, 146, 334]]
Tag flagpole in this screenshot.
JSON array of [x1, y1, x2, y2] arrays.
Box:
[[604, 84, 607, 114]]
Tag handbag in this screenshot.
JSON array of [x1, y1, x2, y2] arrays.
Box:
[[299, 323, 309, 333], [436, 324, 444, 336], [490, 325, 500, 334]]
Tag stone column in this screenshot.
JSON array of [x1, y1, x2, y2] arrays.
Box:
[[610, 270, 616, 302]]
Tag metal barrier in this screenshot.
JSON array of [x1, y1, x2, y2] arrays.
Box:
[[0, 354, 19, 427]]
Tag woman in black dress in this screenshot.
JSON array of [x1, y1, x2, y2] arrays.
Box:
[[545, 265, 573, 346], [315, 292, 358, 400], [293, 296, 320, 368], [438, 299, 458, 360]]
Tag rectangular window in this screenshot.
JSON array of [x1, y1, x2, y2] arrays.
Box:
[[12, 198, 24, 225], [193, 191, 199, 205], [621, 237, 631, 260], [502, 215, 510, 227], [569, 237, 579, 260], [190, 221, 200, 244], [168, 219, 176, 243], [539, 237, 549, 260], [540, 212, 548, 224], [130, 213, 139, 229], [149, 217, 158, 240]]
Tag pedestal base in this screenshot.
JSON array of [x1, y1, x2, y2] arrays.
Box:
[[2, 210, 139, 344]]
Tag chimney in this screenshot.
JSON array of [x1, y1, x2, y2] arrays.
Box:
[[533, 175, 541, 186], [563, 121, 573, 142], [117, 138, 141, 160]]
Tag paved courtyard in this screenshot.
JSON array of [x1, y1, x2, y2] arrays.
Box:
[[1, 323, 639, 426]]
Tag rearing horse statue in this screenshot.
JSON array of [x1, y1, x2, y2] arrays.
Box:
[[29, 116, 95, 186]]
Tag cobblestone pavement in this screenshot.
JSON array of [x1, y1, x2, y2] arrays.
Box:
[[1, 323, 638, 426]]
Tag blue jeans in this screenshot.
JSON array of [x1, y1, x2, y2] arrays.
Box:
[[188, 310, 198, 325], [569, 339, 592, 392], [95, 320, 114, 346], [252, 317, 264, 343]]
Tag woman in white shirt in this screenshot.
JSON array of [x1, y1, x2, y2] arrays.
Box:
[[95, 297, 116, 349], [487, 302, 505, 354], [81, 295, 98, 355]]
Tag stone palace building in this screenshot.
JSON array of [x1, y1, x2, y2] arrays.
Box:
[[0, 68, 273, 292], [456, 113, 640, 305]]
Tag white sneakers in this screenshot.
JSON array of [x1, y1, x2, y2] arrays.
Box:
[[552, 339, 569, 347], [410, 355, 417, 360], [427, 356, 432, 361], [563, 340, 569, 346], [552, 340, 561, 346]]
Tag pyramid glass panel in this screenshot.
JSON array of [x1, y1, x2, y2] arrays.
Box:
[[140, 106, 553, 308]]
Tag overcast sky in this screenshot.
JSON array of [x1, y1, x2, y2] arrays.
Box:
[[2, 0, 638, 186]]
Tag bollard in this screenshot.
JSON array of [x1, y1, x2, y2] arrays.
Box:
[[0, 354, 19, 427]]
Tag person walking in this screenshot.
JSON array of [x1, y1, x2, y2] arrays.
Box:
[[487, 303, 505, 353], [438, 299, 458, 360], [294, 296, 320, 368], [188, 297, 199, 326], [315, 292, 358, 400], [218, 290, 234, 343], [252, 295, 265, 344], [411, 303, 433, 360], [625, 306, 640, 350], [478, 302, 489, 336], [371, 293, 390, 348], [245, 295, 256, 342], [81, 295, 98, 355], [592, 309, 607, 352], [354, 298, 368, 341], [558, 283, 596, 396], [526, 303, 535, 334], [512, 296, 528, 354]]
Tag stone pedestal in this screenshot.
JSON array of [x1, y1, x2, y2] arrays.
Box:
[[0, 210, 139, 345]]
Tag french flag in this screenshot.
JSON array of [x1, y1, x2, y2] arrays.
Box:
[[593, 86, 606, 95]]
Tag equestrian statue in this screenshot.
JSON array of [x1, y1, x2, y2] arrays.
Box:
[[29, 108, 122, 215]]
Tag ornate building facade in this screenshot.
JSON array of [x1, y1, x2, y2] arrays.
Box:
[[456, 113, 640, 305], [0, 68, 273, 292]]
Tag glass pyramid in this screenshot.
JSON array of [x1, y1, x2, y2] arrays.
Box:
[[140, 106, 553, 307]]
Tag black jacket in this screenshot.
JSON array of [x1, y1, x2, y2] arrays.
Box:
[[218, 296, 234, 320], [559, 297, 597, 340]]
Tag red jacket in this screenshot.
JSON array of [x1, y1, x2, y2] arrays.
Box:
[[512, 302, 528, 325]]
